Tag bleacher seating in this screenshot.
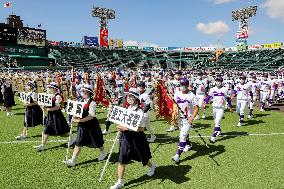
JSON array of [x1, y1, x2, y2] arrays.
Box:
[[48, 45, 284, 71]]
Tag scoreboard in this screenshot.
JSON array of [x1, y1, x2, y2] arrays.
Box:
[[0, 24, 46, 47], [0, 24, 17, 45]]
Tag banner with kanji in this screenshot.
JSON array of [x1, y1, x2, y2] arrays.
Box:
[[100, 29, 109, 47], [156, 80, 173, 120], [94, 75, 109, 107]]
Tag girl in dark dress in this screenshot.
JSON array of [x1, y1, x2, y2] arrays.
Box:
[[4, 78, 15, 117], [33, 82, 69, 151], [0, 78, 4, 111], [64, 84, 107, 167], [110, 88, 157, 189], [16, 81, 43, 140]]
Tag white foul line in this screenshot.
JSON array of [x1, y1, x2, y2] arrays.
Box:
[[0, 132, 284, 145]]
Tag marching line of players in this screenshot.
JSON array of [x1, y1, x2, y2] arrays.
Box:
[[0, 69, 284, 189]]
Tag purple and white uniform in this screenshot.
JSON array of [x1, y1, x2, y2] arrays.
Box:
[[248, 81, 260, 110], [234, 83, 252, 125], [259, 80, 271, 109], [205, 86, 230, 142], [194, 78, 207, 118], [173, 90, 197, 157]]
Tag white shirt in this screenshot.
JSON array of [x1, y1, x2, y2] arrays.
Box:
[[145, 81, 154, 94], [248, 81, 260, 95], [260, 80, 271, 92], [171, 79, 181, 94], [83, 98, 96, 117], [174, 91, 196, 118], [139, 92, 152, 117], [223, 79, 234, 90], [234, 83, 252, 101], [208, 87, 229, 108], [194, 79, 207, 95]]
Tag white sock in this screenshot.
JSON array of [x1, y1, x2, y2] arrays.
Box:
[[71, 155, 77, 162], [146, 125, 155, 135], [118, 179, 124, 183]]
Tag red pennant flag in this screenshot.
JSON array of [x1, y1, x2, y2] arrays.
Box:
[[123, 82, 130, 108], [156, 80, 173, 120], [100, 28, 109, 47], [130, 74, 137, 88], [71, 68, 76, 84], [94, 75, 109, 107], [56, 72, 61, 87], [112, 71, 116, 80], [85, 72, 89, 84]]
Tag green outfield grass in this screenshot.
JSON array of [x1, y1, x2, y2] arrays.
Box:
[[0, 99, 284, 189]]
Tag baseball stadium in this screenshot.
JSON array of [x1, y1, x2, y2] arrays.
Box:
[[0, 1, 283, 189]]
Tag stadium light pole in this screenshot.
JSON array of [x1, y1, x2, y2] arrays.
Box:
[[232, 5, 257, 51], [92, 6, 116, 47]]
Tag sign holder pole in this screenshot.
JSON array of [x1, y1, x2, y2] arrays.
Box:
[[65, 123, 74, 162], [99, 131, 120, 182]]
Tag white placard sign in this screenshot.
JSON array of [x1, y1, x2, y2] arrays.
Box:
[[66, 100, 84, 118], [108, 106, 143, 131], [18, 92, 30, 104], [37, 93, 53, 106]]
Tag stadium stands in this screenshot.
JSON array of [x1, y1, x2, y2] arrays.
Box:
[[47, 45, 284, 71]]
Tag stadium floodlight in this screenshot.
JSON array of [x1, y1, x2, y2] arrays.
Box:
[[232, 5, 257, 51], [92, 6, 115, 29], [232, 6, 257, 21], [92, 6, 115, 47]]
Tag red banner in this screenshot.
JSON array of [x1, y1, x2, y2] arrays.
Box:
[[100, 29, 109, 47], [156, 80, 173, 120], [94, 75, 109, 107], [236, 30, 248, 39], [123, 82, 130, 108], [130, 75, 137, 88]]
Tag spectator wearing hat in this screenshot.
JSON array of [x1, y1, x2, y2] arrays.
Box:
[[110, 88, 157, 189], [64, 84, 107, 167], [33, 82, 69, 151], [16, 81, 43, 140]]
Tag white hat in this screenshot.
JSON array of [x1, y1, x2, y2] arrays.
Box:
[[124, 88, 140, 99], [27, 81, 36, 89], [47, 82, 59, 89], [80, 84, 94, 94]]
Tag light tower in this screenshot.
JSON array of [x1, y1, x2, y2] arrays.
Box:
[[232, 6, 257, 51], [92, 6, 115, 47]]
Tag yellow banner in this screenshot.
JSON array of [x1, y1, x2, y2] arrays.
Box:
[[262, 43, 282, 49], [109, 39, 123, 48]]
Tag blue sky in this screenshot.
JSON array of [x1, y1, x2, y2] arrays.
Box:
[[0, 0, 283, 47]]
